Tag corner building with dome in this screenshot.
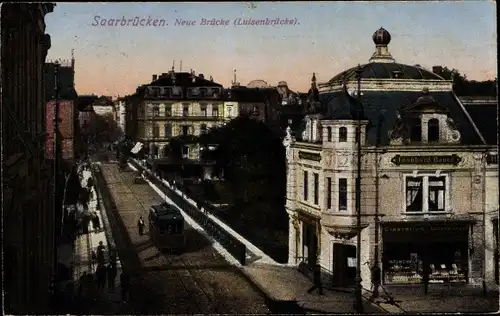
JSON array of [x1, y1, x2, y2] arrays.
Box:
[[283, 28, 499, 289]]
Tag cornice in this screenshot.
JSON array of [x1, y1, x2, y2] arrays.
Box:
[[318, 79, 453, 93]]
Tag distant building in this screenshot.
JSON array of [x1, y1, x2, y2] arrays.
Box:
[[114, 96, 127, 134], [92, 95, 114, 116], [283, 27, 498, 290], [134, 70, 225, 159]]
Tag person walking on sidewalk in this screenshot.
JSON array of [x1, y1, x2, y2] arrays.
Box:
[[120, 271, 131, 303], [97, 241, 106, 265], [107, 264, 117, 291], [137, 216, 145, 236], [370, 262, 381, 299], [307, 264, 324, 295], [96, 264, 107, 291]]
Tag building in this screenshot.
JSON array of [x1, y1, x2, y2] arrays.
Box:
[[283, 28, 498, 290], [114, 96, 127, 133], [45, 56, 79, 165], [92, 95, 114, 116], [135, 70, 225, 159], [1, 3, 57, 313]]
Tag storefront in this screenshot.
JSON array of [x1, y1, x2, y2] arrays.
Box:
[[298, 212, 319, 270], [494, 218, 499, 285], [382, 221, 472, 285]]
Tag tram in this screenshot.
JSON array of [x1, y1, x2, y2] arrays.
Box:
[[148, 202, 186, 252]]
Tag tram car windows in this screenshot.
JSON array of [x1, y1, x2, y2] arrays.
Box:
[[148, 203, 186, 251]]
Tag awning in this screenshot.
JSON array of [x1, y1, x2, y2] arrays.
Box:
[[130, 142, 144, 154]]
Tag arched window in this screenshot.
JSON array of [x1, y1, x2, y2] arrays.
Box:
[[339, 127, 348, 142], [327, 127, 332, 141], [428, 119, 440, 142]]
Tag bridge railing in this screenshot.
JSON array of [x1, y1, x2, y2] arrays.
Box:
[[129, 159, 247, 265]]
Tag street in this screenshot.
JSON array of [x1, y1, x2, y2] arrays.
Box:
[[94, 162, 271, 314]]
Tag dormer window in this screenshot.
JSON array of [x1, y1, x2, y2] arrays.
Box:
[[327, 127, 332, 141], [339, 127, 347, 142], [428, 118, 440, 143]]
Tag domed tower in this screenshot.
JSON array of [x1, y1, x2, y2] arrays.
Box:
[[369, 27, 395, 63]]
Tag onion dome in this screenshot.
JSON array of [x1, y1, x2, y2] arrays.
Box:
[[373, 27, 391, 45]]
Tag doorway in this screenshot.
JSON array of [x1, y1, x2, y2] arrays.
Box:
[[332, 243, 356, 286], [302, 222, 318, 269]]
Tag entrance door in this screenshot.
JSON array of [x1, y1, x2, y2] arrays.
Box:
[[332, 244, 356, 286]]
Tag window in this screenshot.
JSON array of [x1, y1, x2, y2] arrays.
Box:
[[200, 124, 207, 134], [182, 125, 189, 136], [252, 105, 259, 116], [227, 106, 233, 118], [152, 123, 159, 137], [183, 104, 189, 117], [303, 171, 308, 201], [164, 123, 172, 137], [405, 175, 446, 213], [428, 119, 440, 142], [406, 177, 423, 212], [339, 127, 347, 142], [411, 120, 422, 142], [200, 88, 207, 98], [326, 177, 332, 209], [152, 105, 159, 117], [165, 104, 172, 117], [428, 176, 445, 212], [212, 106, 219, 117], [327, 127, 332, 142], [339, 178, 347, 210], [314, 173, 319, 205], [201, 105, 207, 117]]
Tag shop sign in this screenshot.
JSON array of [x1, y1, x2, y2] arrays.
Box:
[[384, 224, 468, 233], [298, 151, 321, 162], [391, 154, 462, 166], [487, 154, 498, 165]]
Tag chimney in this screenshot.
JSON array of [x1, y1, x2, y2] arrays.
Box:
[[432, 66, 443, 75], [199, 74, 204, 79], [152, 74, 158, 81]]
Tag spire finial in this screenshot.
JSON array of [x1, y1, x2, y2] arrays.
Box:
[[233, 69, 237, 84], [312, 72, 316, 82], [172, 60, 175, 72]]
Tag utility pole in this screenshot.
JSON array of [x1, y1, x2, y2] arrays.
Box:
[[354, 65, 364, 313], [52, 60, 61, 307]]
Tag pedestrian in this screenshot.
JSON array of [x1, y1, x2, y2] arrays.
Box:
[[78, 272, 87, 297], [97, 241, 105, 265], [137, 216, 145, 236], [120, 271, 131, 302], [370, 262, 381, 299], [107, 264, 117, 291], [96, 264, 107, 291], [423, 263, 430, 295], [307, 264, 324, 295]]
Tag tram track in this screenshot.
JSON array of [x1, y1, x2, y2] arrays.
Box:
[[101, 163, 220, 314]]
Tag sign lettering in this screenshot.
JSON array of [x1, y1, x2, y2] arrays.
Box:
[[298, 151, 321, 162], [391, 154, 462, 166], [384, 224, 468, 233]]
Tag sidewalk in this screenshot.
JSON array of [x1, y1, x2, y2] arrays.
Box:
[[241, 262, 387, 314], [71, 164, 125, 312], [373, 284, 499, 313]]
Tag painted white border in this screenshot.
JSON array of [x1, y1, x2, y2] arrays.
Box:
[[403, 173, 450, 214]]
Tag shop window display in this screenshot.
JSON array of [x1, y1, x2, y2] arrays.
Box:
[[383, 242, 467, 284]]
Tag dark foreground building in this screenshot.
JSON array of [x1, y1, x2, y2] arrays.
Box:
[[1, 3, 57, 313]]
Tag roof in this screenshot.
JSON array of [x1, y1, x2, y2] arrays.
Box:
[[225, 87, 280, 103], [150, 72, 222, 88], [325, 63, 444, 84], [77, 95, 99, 111], [247, 79, 270, 88], [320, 90, 484, 146], [150, 203, 183, 220], [464, 104, 497, 145], [323, 86, 364, 120]]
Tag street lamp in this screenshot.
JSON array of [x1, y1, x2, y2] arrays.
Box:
[[354, 64, 364, 313]]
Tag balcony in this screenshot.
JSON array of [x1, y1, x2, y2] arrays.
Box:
[[139, 115, 223, 121]]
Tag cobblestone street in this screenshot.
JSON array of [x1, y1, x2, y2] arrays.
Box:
[[94, 162, 271, 314]]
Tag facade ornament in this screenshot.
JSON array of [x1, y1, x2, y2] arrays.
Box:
[[283, 125, 294, 161], [388, 111, 409, 144]]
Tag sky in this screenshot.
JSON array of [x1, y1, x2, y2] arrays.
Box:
[[45, 2, 497, 98]]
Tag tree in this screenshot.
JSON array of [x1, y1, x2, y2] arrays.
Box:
[[433, 65, 496, 96]]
